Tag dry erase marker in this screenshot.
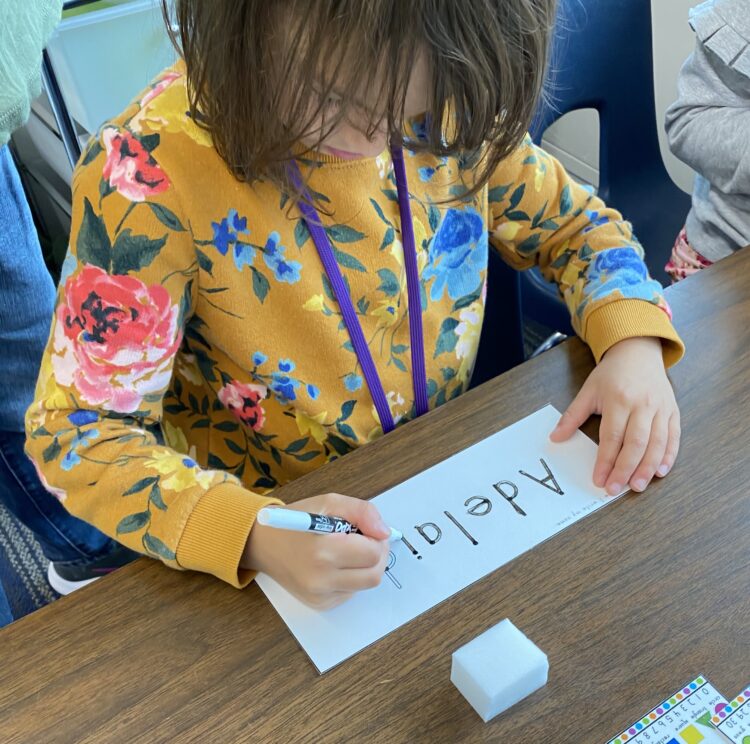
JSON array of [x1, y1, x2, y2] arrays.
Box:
[[257, 506, 402, 542]]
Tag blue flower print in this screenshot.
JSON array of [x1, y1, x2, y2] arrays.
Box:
[[270, 372, 301, 403], [409, 115, 431, 142], [212, 209, 250, 256], [263, 232, 302, 284], [68, 410, 98, 426], [60, 428, 100, 472], [418, 167, 436, 182], [583, 209, 610, 233], [582, 247, 663, 309], [423, 207, 487, 301], [344, 373, 363, 392], [251, 352, 319, 405]]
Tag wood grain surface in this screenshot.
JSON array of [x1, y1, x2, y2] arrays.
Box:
[[1, 249, 748, 743]]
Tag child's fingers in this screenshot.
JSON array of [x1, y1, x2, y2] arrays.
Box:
[[330, 567, 386, 592], [605, 408, 653, 495], [319, 493, 390, 540], [593, 404, 629, 488], [656, 413, 681, 477], [299, 591, 353, 611], [629, 413, 669, 492], [550, 389, 594, 442], [329, 533, 387, 570]]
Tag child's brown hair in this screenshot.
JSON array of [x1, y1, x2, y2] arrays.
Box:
[[165, 0, 556, 196]]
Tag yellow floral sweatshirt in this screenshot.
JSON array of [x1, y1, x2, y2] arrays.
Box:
[[25, 66, 684, 587]]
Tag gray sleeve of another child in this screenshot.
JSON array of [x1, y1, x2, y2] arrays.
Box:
[[665, 41, 750, 195]]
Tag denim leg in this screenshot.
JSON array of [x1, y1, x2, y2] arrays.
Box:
[[0, 581, 12, 627], [0, 430, 118, 564]]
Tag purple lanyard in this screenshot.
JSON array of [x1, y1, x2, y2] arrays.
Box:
[[289, 146, 428, 433]]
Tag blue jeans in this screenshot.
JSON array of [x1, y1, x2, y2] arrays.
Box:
[[0, 582, 11, 627], [0, 430, 117, 564], [0, 143, 118, 577]]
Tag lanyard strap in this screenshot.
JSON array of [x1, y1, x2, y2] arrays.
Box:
[[288, 146, 428, 434]]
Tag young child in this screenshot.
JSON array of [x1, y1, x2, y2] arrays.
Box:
[[26, 0, 684, 609], [665, 0, 750, 281]]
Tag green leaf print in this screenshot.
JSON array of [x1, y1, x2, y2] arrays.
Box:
[[531, 202, 548, 229], [327, 434, 353, 456], [339, 400, 356, 421], [377, 268, 399, 297], [294, 451, 320, 462], [251, 266, 270, 302], [225, 438, 245, 455], [116, 511, 150, 534], [139, 133, 160, 152], [326, 225, 365, 243], [284, 437, 310, 453], [505, 210, 529, 222], [452, 286, 481, 311], [77, 197, 112, 271], [147, 202, 185, 232], [392, 357, 407, 372], [207, 453, 229, 470], [508, 184, 526, 210], [122, 476, 159, 496], [516, 233, 542, 255], [111, 229, 167, 274], [381, 188, 399, 202], [379, 226, 395, 251], [336, 421, 357, 440], [143, 533, 176, 561], [149, 482, 167, 511], [559, 185, 573, 216], [333, 248, 366, 272], [428, 204, 440, 232], [196, 248, 213, 275], [369, 198, 392, 226], [82, 140, 103, 166], [42, 439, 61, 463], [434, 317, 459, 358], [294, 219, 310, 248], [488, 184, 511, 203]]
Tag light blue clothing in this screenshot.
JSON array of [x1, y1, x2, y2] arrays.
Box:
[[0, 145, 56, 432]]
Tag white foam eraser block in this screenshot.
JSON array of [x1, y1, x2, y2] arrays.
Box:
[[450, 618, 549, 722]]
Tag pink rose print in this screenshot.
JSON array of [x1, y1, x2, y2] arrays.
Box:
[[52, 265, 181, 413], [101, 127, 169, 202], [218, 380, 268, 431]]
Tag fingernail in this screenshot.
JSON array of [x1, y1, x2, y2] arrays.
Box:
[[632, 479, 647, 492], [606, 482, 621, 496], [376, 518, 389, 535], [657, 463, 670, 477]]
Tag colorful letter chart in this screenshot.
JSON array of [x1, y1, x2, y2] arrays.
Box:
[[713, 687, 750, 743], [606, 676, 731, 744]]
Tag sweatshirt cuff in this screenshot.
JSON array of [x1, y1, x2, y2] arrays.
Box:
[[583, 299, 685, 367], [176, 483, 282, 588]]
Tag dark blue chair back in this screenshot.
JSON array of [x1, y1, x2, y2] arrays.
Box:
[[469, 250, 525, 388], [523, 0, 692, 333]]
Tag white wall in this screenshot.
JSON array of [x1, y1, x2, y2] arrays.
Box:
[[542, 0, 698, 194]]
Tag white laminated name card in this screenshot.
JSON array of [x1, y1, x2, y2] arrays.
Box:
[[257, 404, 625, 673]]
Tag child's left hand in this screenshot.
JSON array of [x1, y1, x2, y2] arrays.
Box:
[[550, 337, 680, 495]]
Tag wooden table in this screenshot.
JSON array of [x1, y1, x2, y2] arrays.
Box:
[[2, 250, 749, 744]]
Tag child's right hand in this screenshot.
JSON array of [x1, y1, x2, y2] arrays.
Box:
[[242, 493, 392, 610]]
